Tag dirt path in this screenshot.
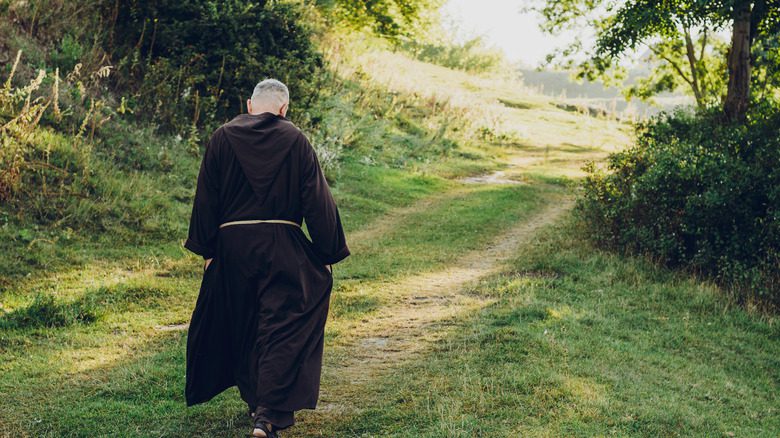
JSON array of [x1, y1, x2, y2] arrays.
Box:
[[346, 186, 473, 245], [352, 152, 551, 245], [459, 155, 544, 185], [291, 192, 574, 435]]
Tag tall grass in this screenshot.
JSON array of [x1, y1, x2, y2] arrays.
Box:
[[0, 50, 113, 202], [0, 50, 202, 280]]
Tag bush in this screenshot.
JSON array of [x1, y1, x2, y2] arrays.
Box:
[[0, 0, 326, 234], [578, 108, 780, 305], [0, 50, 113, 202], [109, 0, 324, 132]]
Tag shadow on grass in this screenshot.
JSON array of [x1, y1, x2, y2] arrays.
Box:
[[1, 321, 258, 437]]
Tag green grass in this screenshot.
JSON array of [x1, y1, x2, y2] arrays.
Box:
[[0, 122, 199, 281], [0, 72, 548, 435], [0, 175, 555, 436], [333, 219, 780, 437], [2, 39, 777, 438], [330, 160, 452, 234], [338, 184, 547, 280]]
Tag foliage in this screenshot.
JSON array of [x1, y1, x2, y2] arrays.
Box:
[[316, 0, 442, 42], [1, 0, 111, 80], [0, 51, 201, 248], [578, 108, 780, 304], [0, 1, 330, 243], [109, 0, 324, 133], [624, 30, 728, 108], [528, 0, 780, 115], [753, 32, 780, 105], [0, 50, 113, 202], [402, 36, 505, 73]]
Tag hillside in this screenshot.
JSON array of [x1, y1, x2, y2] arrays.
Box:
[[1, 14, 778, 438]]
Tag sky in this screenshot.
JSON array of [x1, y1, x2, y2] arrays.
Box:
[[440, 0, 592, 68]]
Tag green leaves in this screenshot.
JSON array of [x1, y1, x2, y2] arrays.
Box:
[[110, 0, 324, 131], [318, 0, 442, 42], [530, 0, 778, 112], [578, 108, 780, 304]]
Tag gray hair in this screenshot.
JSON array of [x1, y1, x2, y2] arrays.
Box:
[[251, 78, 289, 107]]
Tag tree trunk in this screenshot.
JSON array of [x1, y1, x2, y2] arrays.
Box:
[[724, 2, 752, 122], [684, 29, 704, 108]]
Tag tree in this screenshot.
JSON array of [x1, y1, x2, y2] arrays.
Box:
[[722, 0, 780, 120], [530, 0, 780, 121], [624, 26, 727, 109], [108, 0, 323, 130], [315, 0, 442, 43]]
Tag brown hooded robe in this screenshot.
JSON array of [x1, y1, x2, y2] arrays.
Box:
[[183, 113, 349, 413]]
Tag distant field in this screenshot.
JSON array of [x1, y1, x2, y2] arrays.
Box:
[[519, 68, 694, 119]]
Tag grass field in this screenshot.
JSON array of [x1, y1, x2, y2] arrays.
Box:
[[1, 49, 778, 437], [334, 220, 780, 437]]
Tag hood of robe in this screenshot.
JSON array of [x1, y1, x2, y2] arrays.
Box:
[[220, 113, 300, 206]]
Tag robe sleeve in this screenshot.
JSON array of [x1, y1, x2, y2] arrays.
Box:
[[299, 134, 350, 265], [184, 129, 222, 259]]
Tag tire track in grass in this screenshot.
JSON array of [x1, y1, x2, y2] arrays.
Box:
[[345, 185, 474, 247], [290, 194, 574, 436]]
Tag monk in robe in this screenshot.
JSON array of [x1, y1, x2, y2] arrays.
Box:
[[183, 78, 349, 438]]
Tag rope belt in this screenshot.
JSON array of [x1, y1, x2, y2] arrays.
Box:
[[219, 219, 301, 229]]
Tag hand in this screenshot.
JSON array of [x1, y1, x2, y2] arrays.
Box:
[[325, 264, 332, 273], [204, 258, 213, 271]]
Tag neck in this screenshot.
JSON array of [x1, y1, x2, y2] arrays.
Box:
[[249, 110, 280, 116]]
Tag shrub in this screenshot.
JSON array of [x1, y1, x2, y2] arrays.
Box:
[[0, 51, 112, 202], [109, 0, 324, 132], [578, 108, 780, 305], [50, 34, 85, 73], [1, 0, 325, 233]]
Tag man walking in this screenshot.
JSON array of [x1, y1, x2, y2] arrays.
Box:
[[183, 79, 349, 437]]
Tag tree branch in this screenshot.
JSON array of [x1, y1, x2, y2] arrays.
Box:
[[648, 44, 693, 86], [684, 26, 704, 107], [700, 26, 708, 63]]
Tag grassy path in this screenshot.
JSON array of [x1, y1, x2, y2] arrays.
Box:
[[0, 168, 561, 437], [330, 220, 780, 437], [291, 195, 574, 436], [0, 50, 631, 437], [5, 50, 775, 438]]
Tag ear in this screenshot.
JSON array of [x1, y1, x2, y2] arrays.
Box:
[[280, 102, 288, 117], [246, 99, 253, 114]]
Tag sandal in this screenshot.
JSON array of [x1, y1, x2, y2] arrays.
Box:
[[249, 421, 278, 438]]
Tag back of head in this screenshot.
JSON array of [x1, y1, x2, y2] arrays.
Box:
[[251, 79, 289, 108]]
